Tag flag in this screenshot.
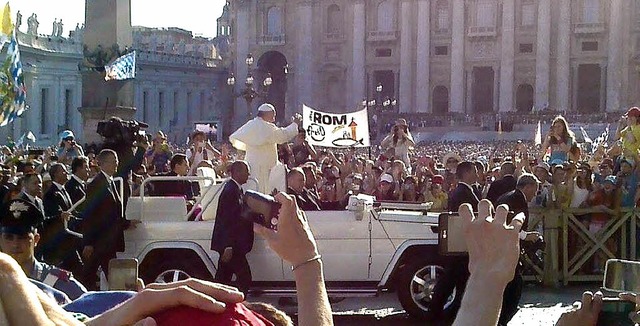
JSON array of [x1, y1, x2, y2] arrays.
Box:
[[105, 51, 136, 81], [534, 121, 542, 146], [580, 126, 592, 143], [0, 28, 27, 127], [0, 3, 12, 48], [592, 124, 610, 153], [25, 130, 35, 142]]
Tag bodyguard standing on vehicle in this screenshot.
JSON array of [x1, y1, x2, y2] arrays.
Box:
[[211, 160, 253, 294], [428, 161, 479, 322]]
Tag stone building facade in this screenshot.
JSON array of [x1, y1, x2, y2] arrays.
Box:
[[4, 16, 230, 145], [226, 0, 640, 125]]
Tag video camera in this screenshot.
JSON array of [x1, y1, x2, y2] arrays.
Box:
[[97, 117, 149, 146]]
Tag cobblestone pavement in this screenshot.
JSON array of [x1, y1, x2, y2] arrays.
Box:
[[248, 284, 603, 325]]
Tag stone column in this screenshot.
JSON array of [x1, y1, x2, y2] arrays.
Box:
[[399, 0, 413, 112], [351, 0, 366, 109], [607, 0, 623, 112], [234, 4, 250, 124], [415, 0, 431, 113], [296, 1, 314, 110], [499, 0, 515, 112], [534, 0, 551, 110], [556, 0, 571, 111], [450, 0, 465, 113]]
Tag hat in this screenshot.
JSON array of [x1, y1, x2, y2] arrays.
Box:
[[550, 158, 564, 167], [59, 130, 75, 141], [380, 173, 394, 184], [395, 118, 408, 126], [442, 152, 462, 164], [431, 175, 444, 185], [535, 162, 550, 173], [0, 199, 44, 235], [603, 175, 617, 185], [152, 303, 273, 326], [626, 107, 640, 118], [257, 103, 276, 112]]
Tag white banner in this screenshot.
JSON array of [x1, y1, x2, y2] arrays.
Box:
[[302, 105, 370, 148]]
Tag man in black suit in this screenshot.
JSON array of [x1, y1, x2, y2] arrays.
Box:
[[80, 149, 139, 290], [151, 153, 198, 200], [286, 168, 343, 211], [496, 173, 543, 326], [211, 160, 253, 294], [65, 156, 89, 205], [486, 161, 517, 204], [41, 163, 83, 277], [428, 161, 480, 322]]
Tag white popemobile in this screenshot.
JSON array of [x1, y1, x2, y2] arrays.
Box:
[[120, 171, 454, 319]]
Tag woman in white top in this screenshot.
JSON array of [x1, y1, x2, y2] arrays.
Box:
[[186, 130, 220, 175], [381, 119, 415, 173]]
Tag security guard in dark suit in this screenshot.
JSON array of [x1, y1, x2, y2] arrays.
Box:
[[0, 198, 87, 300], [495, 173, 543, 326], [428, 161, 480, 322], [211, 161, 253, 294]]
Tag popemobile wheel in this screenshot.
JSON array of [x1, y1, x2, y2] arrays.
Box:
[[397, 259, 457, 320], [154, 269, 192, 283]]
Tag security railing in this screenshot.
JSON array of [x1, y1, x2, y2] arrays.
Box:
[[528, 207, 640, 286]]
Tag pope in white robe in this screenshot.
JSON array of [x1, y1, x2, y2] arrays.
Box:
[[229, 103, 299, 194]]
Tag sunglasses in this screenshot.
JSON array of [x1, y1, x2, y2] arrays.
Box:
[[63, 137, 74, 142]]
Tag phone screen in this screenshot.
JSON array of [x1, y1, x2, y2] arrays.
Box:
[[108, 258, 138, 291]]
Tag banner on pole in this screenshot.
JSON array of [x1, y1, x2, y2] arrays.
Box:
[[302, 105, 370, 148]]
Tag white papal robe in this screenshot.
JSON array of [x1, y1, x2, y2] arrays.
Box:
[[229, 117, 298, 194]]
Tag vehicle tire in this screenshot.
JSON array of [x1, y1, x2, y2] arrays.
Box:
[[396, 259, 458, 320], [139, 249, 212, 285]]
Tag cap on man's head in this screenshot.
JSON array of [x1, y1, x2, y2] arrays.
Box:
[[550, 158, 564, 167], [517, 173, 541, 188], [59, 130, 75, 141], [0, 199, 44, 235], [431, 175, 444, 185], [380, 173, 394, 184], [626, 107, 640, 118], [257, 103, 276, 113], [603, 175, 618, 186]]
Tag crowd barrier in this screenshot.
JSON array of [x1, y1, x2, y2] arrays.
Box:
[[526, 207, 640, 286]]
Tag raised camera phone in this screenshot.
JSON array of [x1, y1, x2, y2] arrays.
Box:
[[438, 212, 467, 256], [241, 190, 281, 230], [597, 259, 640, 326], [108, 258, 138, 291]]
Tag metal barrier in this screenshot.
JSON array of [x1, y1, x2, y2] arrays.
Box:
[[528, 207, 640, 286]]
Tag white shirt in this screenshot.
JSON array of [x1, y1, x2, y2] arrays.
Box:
[[52, 181, 65, 191], [71, 174, 85, 185], [101, 171, 113, 182]]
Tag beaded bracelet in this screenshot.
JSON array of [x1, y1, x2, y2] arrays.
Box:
[[291, 255, 322, 271]]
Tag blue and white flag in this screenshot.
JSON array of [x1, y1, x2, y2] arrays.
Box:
[[105, 51, 136, 81], [592, 124, 610, 153], [0, 28, 27, 127]]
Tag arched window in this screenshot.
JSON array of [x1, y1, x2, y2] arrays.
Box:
[[377, 0, 394, 31], [476, 0, 495, 27], [436, 0, 449, 31], [583, 0, 600, 23], [515, 84, 534, 112], [327, 4, 342, 34], [432, 86, 449, 114], [267, 6, 282, 35]]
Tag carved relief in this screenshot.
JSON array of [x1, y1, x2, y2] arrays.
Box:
[[472, 41, 494, 58]]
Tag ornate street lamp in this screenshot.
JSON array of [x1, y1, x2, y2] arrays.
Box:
[[227, 53, 272, 120]]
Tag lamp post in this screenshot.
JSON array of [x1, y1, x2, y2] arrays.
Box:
[[227, 53, 273, 121]]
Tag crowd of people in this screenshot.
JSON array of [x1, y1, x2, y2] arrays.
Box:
[[1, 102, 640, 325]]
